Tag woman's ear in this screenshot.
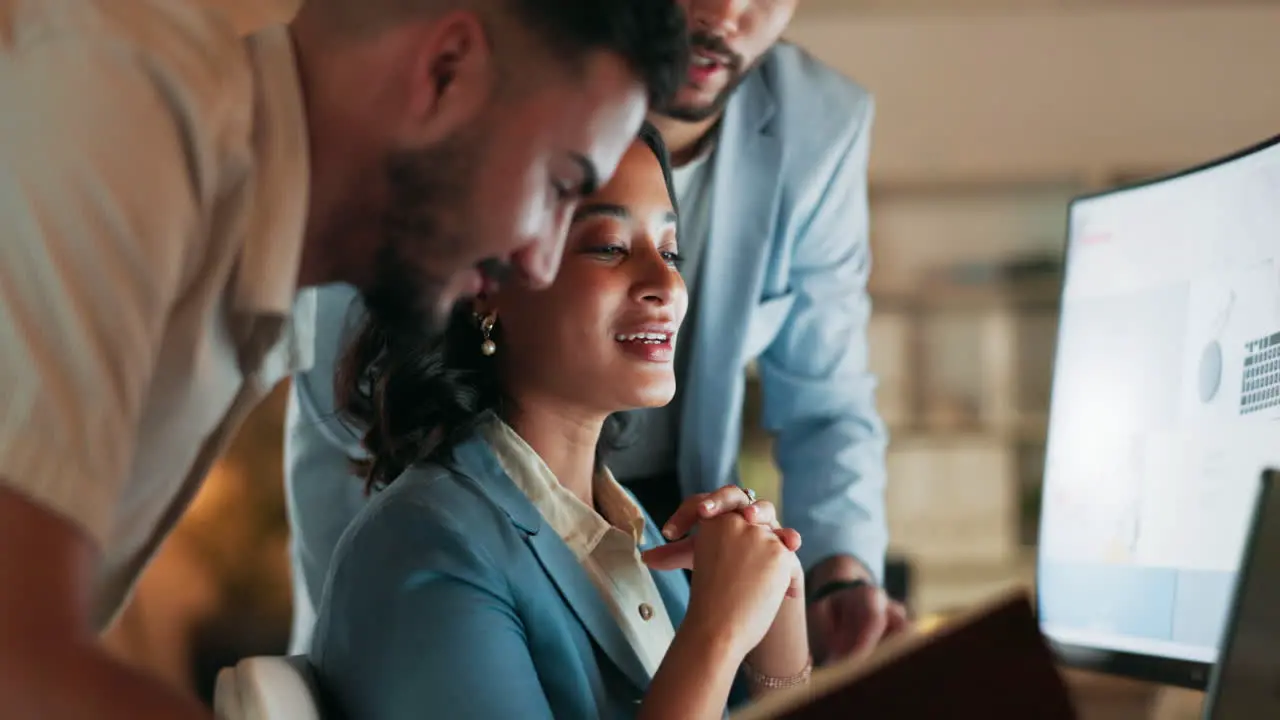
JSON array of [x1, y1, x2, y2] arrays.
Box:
[[471, 293, 497, 318]]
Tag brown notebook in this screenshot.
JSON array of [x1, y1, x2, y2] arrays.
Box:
[[733, 590, 1078, 719]]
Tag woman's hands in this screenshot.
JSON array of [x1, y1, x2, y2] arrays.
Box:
[[641, 487, 805, 660], [660, 481, 798, 548], [642, 486, 803, 596], [658, 485, 793, 546]]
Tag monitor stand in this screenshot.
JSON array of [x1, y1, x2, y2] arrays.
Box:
[[1202, 470, 1280, 719]]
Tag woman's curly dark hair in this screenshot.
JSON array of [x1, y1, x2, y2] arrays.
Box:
[[337, 121, 679, 492]]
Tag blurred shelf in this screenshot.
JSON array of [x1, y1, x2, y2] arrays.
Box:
[[874, 273, 1063, 313], [902, 548, 1037, 617], [885, 416, 1049, 443]]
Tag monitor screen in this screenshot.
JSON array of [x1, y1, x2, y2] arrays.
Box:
[[1037, 134, 1280, 688]]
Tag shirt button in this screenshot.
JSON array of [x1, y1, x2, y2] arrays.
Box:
[[638, 603, 654, 621]]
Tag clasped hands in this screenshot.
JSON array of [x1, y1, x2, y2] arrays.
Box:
[[640, 485, 910, 665], [641, 485, 803, 595], [640, 486, 804, 660]]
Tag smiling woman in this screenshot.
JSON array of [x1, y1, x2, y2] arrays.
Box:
[[337, 122, 684, 491], [311, 121, 812, 720], [481, 124, 687, 422]]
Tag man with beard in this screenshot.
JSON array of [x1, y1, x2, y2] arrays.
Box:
[[0, 0, 687, 716], [620, 0, 911, 665], [285, 0, 907, 666]]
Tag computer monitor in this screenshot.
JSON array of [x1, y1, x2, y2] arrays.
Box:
[[1203, 470, 1280, 719], [1036, 133, 1280, 689]]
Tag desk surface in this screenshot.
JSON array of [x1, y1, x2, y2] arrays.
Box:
[[1064, 669, 1204, 720]]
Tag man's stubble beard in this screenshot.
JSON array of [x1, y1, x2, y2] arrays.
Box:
[[661, 72, 747, 123], [659, 32, 760, 123], [360, 137, 480, 342]]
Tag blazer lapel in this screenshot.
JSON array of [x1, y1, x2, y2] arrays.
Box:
[[636, 518, 690, 629], [680, 66, 783, 496], [524, 531, 652, 689], [450, 436, 652, 691]]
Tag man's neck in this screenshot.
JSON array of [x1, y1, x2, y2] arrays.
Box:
[[289, 20, 389, 291], [503, 399, 605, 508], [295, 156, 380, 290], [649, 113, 722, 168]]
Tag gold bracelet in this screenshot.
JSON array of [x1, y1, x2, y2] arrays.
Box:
[[742, 656, 813, 689]]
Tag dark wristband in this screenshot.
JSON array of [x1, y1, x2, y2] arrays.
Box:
[[807, 578, 871, 605]]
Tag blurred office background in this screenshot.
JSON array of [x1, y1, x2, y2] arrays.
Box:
[[107, 0, 1280, 717]]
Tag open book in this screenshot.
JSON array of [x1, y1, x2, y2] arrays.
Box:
[[733, 589, 1078, 719]]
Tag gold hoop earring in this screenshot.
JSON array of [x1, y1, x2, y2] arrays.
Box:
[[479, 313, 497, 356]]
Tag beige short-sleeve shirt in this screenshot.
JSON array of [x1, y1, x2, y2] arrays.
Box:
[[0, 0, 313, 628]]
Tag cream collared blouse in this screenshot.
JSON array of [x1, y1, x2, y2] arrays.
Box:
[[480, 419, 678, 677]]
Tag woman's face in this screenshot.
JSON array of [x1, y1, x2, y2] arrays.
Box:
[[489, 139, 687, 415]]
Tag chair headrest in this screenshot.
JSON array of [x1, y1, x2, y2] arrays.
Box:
[[214, 655, 322, 720]]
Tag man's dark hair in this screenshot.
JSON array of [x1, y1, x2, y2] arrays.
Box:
[[338, 121, 680, 492], [313, 0, 690, 107], [507, 0, 690, 107]]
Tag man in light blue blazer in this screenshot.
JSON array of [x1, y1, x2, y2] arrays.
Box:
[[285, 0, 905, 662]]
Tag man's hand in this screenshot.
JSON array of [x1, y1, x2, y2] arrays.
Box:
[[806, 556, 910, 665]]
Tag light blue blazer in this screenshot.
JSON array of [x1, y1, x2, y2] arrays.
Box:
[[286, 42, 890, 648], [309, 434, 710, 719]]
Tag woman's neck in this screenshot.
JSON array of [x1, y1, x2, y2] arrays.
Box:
[[502, 400, 606, 508]]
